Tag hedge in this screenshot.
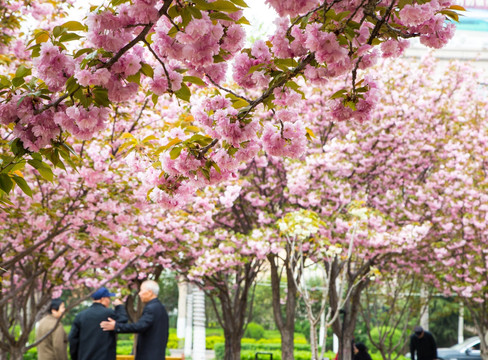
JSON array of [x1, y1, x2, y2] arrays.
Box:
[[214, 343, 334, 360]]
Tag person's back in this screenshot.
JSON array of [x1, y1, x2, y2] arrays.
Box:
[[36, 299, 68, 360], [134, 298, 169, 360], [354, 343, 372, 360], [69, 287, 127, 360], [100, 280, 169, 360]]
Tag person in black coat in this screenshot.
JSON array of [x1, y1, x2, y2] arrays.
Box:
[[100, 280, 169, 360], [69, 287, 128, 360], [354, 343, 372, 360], [410, 326, 438, 360]]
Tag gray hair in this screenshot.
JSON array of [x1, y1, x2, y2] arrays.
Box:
[[142, 280, 159, 296]]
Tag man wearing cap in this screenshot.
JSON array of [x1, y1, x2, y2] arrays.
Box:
[[69, 287, 128, 360], [36, 298, 68, 360], [410, 326, 438, 360], [100, 280, 169, 360]]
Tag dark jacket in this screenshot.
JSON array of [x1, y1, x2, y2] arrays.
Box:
[[115, 298, 169, 360], [354, 343, 372, 360], [36, 314, 68, 360], [410, 331, 438, 360], [69, 303, 128, 360]]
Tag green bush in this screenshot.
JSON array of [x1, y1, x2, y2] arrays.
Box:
[[207, 335, 225, 349], [244, 322, 265, 339], [214, 342, 324, 360], [23, 348, 37, 360], [117, 339, 134, 355], [242, 338, 257, 344], [167, 332, 180, 349]]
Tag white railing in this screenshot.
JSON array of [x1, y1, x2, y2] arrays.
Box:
[[456, 0, 488, 9]]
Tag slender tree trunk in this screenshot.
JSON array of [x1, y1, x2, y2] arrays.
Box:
[[310, 322, 320, 360], [268, 251, 297, 360]]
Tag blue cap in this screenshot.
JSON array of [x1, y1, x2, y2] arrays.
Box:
[[91, 287, 115, 300]]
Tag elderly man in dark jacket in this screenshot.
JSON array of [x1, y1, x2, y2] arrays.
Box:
[[69, 287, 128, 360], [100, 280, 169, 360], [410, 326, 438, 360]]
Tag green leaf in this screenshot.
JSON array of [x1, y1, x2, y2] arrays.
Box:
[[66, 76, 79, 93], [12, 175, 32, 197], [27, 159, 54, 182], [230, 0, 249, 7], [9, 138, 26, 156], [231, 99, 250, 109], [170, 146, 183, 160], [59, 33, 83, 42], [192, 0, 241, 12], [74, 48, 93, 59], [330, 89, 348, 100], [274, 58, 298, 69], [174, 83, 191, 102], [127, 71, 141, 85], [142, 135, 158, 143], [199, 166, 210, 180], [236, 16, 250, 25], [345, 101, 357, 111], [188, 6, 202, 19], [336, 11, 351, 22], [210, 160, 221, 173], [0, 174, 13, 194], [168, 5, 179, 18], [61, 21, 86, 31], [209, 12, 235, 21], [152, 93, 159, 106], [53, 26, 66, 38], [181, 7, 192, 26], [12, 77, 24, 87], [140, 63, 154, 78], [441, 9, 460, 22], [35, 31, 50, 44], [111, 0, 131, 5], [168, 26, 178, 38], [0, 75, 11, 87], [15, 65, 31, 79], [73, 88, 91, 108], [31, 153, 42, 161], [183, 76, 206, 86], [92, 87, 110, 107], [59, 142, 79, 157], [213, 54, 225, 63]]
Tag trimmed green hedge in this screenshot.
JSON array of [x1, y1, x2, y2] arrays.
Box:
[[214, 343, 334, 360]]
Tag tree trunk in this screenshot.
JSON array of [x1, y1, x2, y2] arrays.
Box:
[[223, 332, 242, 360], [330, 261, 370, 360], [268, 251, 297, 360], [6, 347, 24, 360], [310, 322, 319, 360]]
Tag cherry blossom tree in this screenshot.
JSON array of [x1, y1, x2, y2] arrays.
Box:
[[0, 95, 184, 359], [0, 0, 462, 208]]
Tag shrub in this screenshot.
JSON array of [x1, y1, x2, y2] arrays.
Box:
[[167, 333, 180, 349], [244, 322, 265, 340], [242, 338, 257, 344], [23, 348, 37, 360], [214, 342, 319, 360], [206, 335, 225, 350], [117, 339, 134, 355]]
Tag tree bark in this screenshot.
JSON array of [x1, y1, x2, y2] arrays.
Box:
[[268, 248, 297, 360]]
